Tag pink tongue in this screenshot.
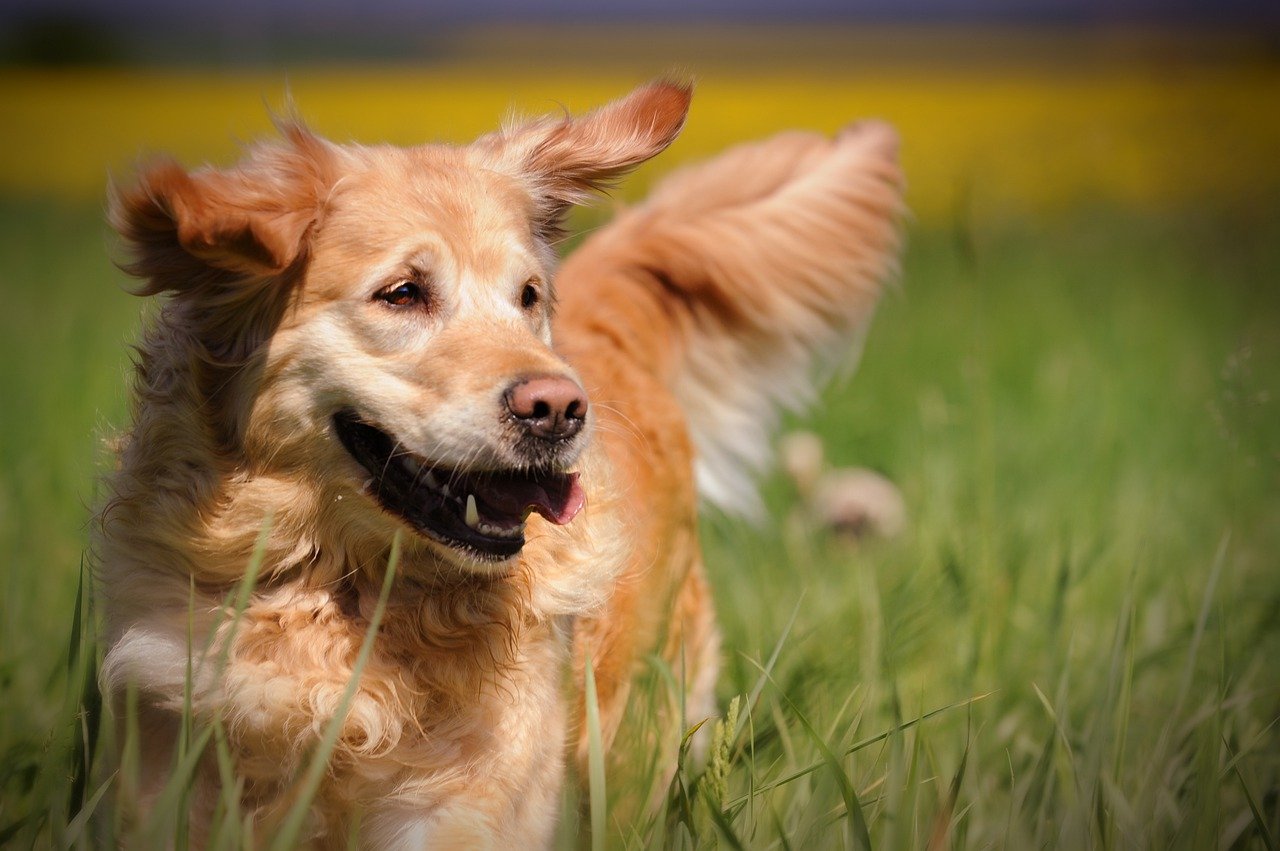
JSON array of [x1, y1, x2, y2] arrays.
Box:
[[474, 471, 585, 525]]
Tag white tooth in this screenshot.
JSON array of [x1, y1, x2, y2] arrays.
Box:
[[423, 469, 441, 490], [465, 494, 479, 528]]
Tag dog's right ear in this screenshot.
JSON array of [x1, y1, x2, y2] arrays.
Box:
[[111, 126, 333, 293], [479, 80, 692, 241]]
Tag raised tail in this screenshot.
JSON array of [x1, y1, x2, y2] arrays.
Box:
[[556, 121, 905, 516]]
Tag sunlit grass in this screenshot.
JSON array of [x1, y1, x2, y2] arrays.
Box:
[[3, 196, 1278, 848]]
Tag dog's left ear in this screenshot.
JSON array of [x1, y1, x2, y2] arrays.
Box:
[[481, 80, 692, 238]]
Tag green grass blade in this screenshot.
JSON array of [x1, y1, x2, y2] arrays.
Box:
[[61, 772, 116, 848], [175, 575, 196, 851], [728, 689, 993, 806], [210, 515, 272, 673], [1223, 735, 1277, 851], [64, 556, 88, 674], [699, 786, 746, 851], [772, 806, 796, 851], [1030, 682, 1068, 754], [1175, 534, 1228, 713], [769, 683, 871, 851], [207, 715, 243, 849], [141, 726, 215, 846], [65, 557, 101, 824], [267, 532, 401, 851], [584, 651, 608, 851], [734, 597, 802, 743], [928, 732, 970, 850], [0, 820, 26, 847], [1219, 715, 1280, 781]]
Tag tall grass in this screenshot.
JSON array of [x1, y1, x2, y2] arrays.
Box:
[[0, 190, 1277, 846]]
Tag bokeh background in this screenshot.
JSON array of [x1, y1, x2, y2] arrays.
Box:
[[1, 1, 1278, 847]]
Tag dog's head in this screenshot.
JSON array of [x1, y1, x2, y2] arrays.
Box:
[[111, 81, 690, 571]]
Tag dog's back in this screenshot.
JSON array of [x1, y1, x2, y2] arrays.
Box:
[[555, 123, 904, 770]]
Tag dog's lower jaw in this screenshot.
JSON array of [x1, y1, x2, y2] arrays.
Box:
[[377, 499, 523, 574], [418, 533, 523, 577]]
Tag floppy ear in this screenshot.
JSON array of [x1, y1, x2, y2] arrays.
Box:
[[111, 125, 333, 291], [481, 79, 692, 239]]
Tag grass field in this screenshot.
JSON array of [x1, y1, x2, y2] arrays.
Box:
[[1, 42, 1278, 848]]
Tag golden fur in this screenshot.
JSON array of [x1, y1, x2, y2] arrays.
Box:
[[96, 80, 903, 847]]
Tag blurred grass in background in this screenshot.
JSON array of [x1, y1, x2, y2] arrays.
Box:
[[0, 25, 1277, 848]]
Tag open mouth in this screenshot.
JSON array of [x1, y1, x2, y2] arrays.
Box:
[[332, 409, 585, 560]]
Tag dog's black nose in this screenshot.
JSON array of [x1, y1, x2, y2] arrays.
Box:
[[506, 376, 588, 441]]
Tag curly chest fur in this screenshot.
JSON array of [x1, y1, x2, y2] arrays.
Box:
[[195, 579, 570, 841]]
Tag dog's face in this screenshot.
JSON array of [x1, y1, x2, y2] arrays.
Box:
[[112, 82, 691, 571], [277, 148, 591, 566]]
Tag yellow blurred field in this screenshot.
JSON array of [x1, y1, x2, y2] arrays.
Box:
[[2, 36, 1278, 224]]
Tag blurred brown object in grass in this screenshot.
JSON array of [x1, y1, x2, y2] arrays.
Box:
[[780, 430, 905, 540]]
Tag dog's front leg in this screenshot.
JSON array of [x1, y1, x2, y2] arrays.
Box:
[[360, 807, 493, 851], [360, 789, 561, 851]]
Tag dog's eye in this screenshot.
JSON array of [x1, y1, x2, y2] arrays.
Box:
[[521, 282, 539, 310], [377, 281, 423, 308]]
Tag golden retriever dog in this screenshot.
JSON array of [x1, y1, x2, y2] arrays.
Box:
[[96, 80, 902, 847]]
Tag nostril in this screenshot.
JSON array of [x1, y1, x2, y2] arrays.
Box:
[[506, 375, 589, 438]]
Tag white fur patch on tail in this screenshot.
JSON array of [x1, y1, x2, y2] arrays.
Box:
[[681, 315, 874, 518]]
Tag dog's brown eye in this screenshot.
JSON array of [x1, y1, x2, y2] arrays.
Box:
[[378, 281, 423, 308], [521, 283, 539, 310]]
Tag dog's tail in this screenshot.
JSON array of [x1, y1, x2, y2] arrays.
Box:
[[556, 122, 904, 516]]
